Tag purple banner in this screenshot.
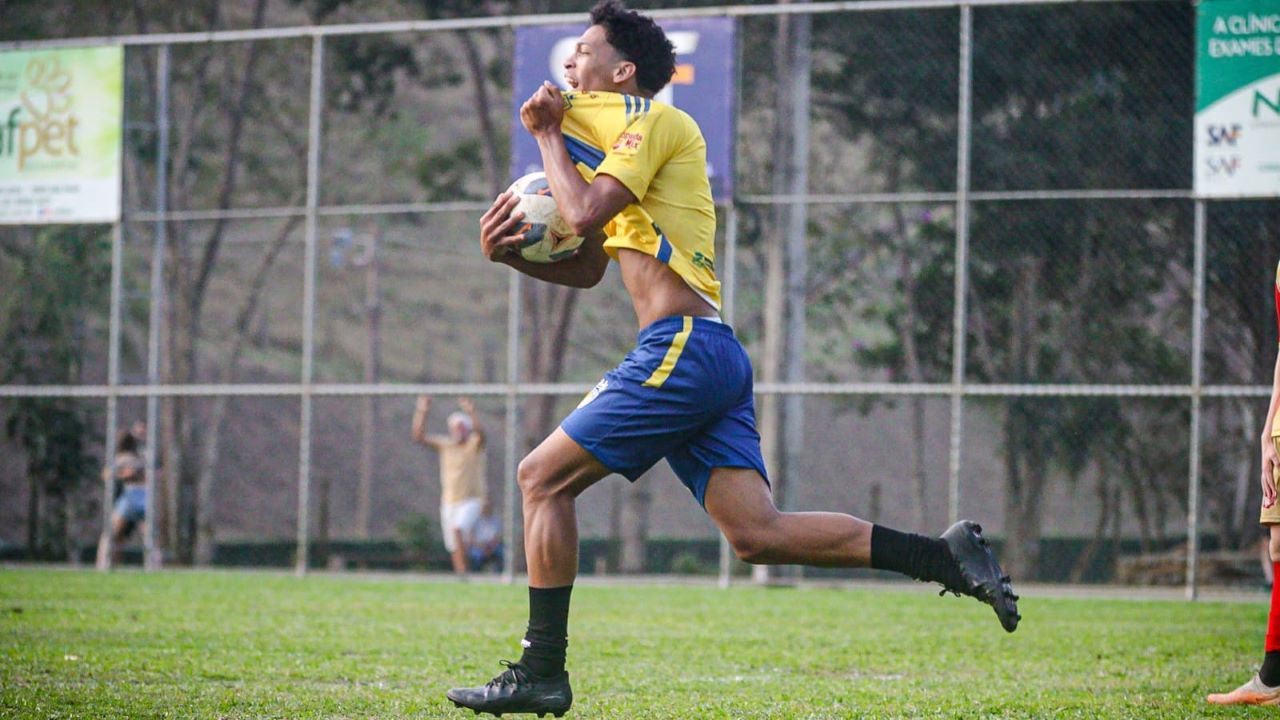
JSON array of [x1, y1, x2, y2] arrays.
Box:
[[511, 18, 735, 201]]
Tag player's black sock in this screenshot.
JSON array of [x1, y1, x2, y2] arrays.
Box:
[[1261, 652, 1280, 687], [870, 524, 967, 589], [518, 585, 572, 679]]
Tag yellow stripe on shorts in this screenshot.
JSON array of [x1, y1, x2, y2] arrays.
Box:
[[642, 316, 694, 388]]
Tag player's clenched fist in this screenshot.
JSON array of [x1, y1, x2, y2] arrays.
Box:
[[520, 81, 565, 136], [479, 192, 525, 262]]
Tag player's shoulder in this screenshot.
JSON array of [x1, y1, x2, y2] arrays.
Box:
[[634, 97, 702, 142], [566, 91, 689, 121]]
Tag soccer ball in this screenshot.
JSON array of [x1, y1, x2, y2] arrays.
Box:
[[506, 172, 584, 263]]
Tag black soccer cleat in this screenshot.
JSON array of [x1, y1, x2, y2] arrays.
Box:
[[447, 660, 573, 717], [939, 520, 1021, 633]]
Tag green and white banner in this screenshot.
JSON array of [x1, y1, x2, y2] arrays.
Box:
[[1196, 1, 1280, 197], [0, 46, 123, 224]]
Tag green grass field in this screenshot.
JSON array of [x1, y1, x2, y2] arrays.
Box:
[[0, 568, 1271, 718]]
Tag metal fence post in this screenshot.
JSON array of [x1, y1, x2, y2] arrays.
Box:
[[718, 14, 744, 590], [1186, 198, 1206, 600], [719, 200, 740, 589], [97, 221, 124, 570], [502, 272, 521, 585], [143, 43, 170, 572], [948, 3, 974, 527], [782, 10, 811, 529], [297, 34, 324, 577]]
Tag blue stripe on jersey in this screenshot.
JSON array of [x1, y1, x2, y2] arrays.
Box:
[[624, 94, 633, 121], [643, 97, 651, 115], [656, 232, 673, 263], [563, 133, 605, 169]]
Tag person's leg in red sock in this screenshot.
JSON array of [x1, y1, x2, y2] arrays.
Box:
[[1207, 523, 1280, 705]]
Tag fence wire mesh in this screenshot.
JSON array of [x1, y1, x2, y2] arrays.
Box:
[[1, 1, 1278, 591]]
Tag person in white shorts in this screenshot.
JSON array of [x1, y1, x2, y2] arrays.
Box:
[[412, 395, 486, 574]]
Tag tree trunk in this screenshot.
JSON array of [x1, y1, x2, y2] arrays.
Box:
[[459, 30, 503, 196], [760, 11, 792, 516], [521, 283, 580, 450], [44, 489, 67, 560], [891, 198, 927, 530], [619, 485, 650, 573], [608, 479, 622, 572], [1070, 469, 1112, 583], [1121, 447, 1154, 553], [1233, 400, 1256, 549], [316, 472, 331, 567], [172, 0, 269, 565], [1002, 409, 1026, 577], [27, 471, 38, 558], [192, 212, 302, 565], [161, 282, 185, 559], [355, 227, 383, 540], [1001, 257, 1047, 580], [780, 12, 811, 530]]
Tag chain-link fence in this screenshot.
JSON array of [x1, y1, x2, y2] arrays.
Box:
[[2, 0, 1277, 595]]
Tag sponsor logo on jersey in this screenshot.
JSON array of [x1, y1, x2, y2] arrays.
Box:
[[613, 132, 644, 151]]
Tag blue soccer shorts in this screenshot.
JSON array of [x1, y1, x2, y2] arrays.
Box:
[[560, 315, 769, 508], [114, 485, 146, 523]]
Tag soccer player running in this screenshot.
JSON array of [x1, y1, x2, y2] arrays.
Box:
[[1208, 262, 1280, 706], [448, 2, 1019, 716]]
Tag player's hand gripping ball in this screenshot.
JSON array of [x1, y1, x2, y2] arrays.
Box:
[[506, 172, 584, 263]]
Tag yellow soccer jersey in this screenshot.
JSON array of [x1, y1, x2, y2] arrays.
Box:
[[559, 91, 721, 310]]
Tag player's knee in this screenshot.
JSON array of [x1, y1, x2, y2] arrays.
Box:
[[516, 456, 545, 499], [516, 455, 561, 504], [1268, 533, 1280, 562]]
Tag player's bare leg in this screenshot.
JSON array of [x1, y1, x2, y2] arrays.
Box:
[[447, 428, 609, 717], [704, 467, 1019, 632], [450, 527, 469, 575], [518, 428, 611, 587], [704, 467, 874, 566], [1208, 524, 1280, 705]]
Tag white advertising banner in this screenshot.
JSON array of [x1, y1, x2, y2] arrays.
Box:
[[0, 46, 123, 224]]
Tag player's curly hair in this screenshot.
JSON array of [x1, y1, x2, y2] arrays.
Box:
[[589, 0, 676, 95]]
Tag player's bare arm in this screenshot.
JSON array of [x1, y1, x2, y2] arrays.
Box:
[[411, 395, 447, 448], [479, 191, 609, 288], [1263, 353, 1280, 508], [521, 80, 637, 236]]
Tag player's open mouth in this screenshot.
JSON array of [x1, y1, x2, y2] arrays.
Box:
[[565, 76, 578, 88]]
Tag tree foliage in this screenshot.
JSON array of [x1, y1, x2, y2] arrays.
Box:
[[0, 227, 110, 558], [805, 4, 1198, 576]]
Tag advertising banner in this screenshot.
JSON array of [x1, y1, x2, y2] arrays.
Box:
[[0, 46, 123, 224], [512, 18, 735, 201], [1195, 1, 1280, 197]]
